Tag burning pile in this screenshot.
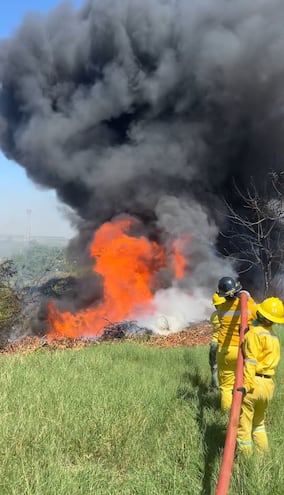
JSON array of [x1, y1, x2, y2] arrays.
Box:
[[47, 216, 190, 339], [0, 321, 212, 355]]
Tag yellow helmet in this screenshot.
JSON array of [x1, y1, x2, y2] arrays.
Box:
[[212, 292, 226, 306], [256, 297, 284, 324]]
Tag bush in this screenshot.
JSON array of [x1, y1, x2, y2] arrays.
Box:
[[0, 260, 21, 338]]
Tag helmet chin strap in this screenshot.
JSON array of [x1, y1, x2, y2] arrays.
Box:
[[256, 311, 272, 326], [224, 289, 240, 298]]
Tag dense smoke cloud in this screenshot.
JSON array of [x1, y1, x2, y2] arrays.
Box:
[[0, 0, 284, 305]]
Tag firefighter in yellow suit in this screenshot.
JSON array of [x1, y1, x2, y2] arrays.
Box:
[[237, 297, 284, 454], [209, 293, 225, 388], [216, 277, 257, 412]]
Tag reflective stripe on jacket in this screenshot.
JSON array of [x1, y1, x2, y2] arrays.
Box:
[[217, 295, 257, 347], [242, 322, 280, 393]]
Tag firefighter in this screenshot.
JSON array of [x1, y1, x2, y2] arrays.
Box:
[[216, 276, 257, 412], [237, 297, 284, 454], [209, 293, 225, 388]]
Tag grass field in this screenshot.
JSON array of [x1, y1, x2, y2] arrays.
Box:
[[0, 329, 284, 495]]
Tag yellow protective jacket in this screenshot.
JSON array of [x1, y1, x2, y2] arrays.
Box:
[[242, 322, 280, 393], [217, 294, 257, 348], [210, 310, 221, 344]]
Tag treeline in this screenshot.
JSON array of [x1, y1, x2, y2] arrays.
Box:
[[12, 241, 75, 287], [0, 242, 77, 338]]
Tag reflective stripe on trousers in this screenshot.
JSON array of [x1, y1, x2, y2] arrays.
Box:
[[217, 346, 239, 412], [237, 376, 275, 453]]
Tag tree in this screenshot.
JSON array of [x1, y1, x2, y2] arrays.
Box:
[[220, 172, 284, 298], [0, 260, 21, 338]]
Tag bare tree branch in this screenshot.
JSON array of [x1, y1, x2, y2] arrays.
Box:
[[221, 173, 284, 297]]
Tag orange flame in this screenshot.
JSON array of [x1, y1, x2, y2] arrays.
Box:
[[47, 217, 188, 340], [171, 238, 187, 279]]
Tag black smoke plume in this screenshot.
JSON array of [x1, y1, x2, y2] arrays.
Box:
[[1, 0, 284, 311]]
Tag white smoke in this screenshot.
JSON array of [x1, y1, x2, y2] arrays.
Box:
[[135, 287, 213, 334]]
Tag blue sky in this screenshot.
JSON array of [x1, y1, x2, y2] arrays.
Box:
[[0, 0, 83, 238]]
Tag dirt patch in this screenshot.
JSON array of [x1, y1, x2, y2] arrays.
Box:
[[142, 321, 212, 348]]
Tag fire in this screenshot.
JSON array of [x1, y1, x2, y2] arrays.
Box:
[[171, 238, 188, 279], [47, 217, 187, 339]]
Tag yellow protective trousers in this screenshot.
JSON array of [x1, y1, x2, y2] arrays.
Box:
[[217, 346, 239, 412], [237, 376, 275, 454]]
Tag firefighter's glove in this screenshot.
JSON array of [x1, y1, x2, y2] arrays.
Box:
[[237, 387, 247, 398]]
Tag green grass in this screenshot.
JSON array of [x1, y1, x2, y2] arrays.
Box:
[[0, 330, 284, 494]]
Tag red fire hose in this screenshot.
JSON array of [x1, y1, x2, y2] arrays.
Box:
[[215, 291, 248, 495]]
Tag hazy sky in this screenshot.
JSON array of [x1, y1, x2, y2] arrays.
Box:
[[0, 0, 83, 238]]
